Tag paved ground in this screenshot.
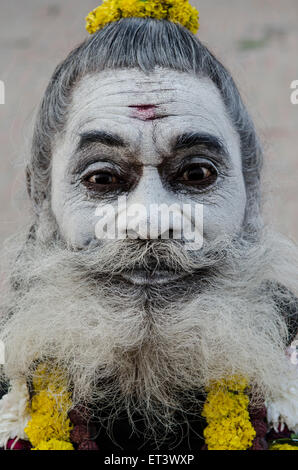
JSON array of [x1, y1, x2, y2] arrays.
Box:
[[0, 0, 297, 244]]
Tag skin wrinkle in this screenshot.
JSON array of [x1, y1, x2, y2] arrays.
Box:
[[1, 20, 297, 445], [25, 18, 265, 240], [51, 68, 246, 248]]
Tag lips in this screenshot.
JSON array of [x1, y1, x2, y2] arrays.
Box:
[[121, 268, 185, 285]]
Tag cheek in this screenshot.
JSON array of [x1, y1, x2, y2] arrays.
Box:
[[64, 209, 97, 248], [202, 179, 247, 242], [54, 202, 98, 248], [51, 148, 99, 248]]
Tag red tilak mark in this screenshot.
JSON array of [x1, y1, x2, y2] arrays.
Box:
[[129, 104, 158, 121]]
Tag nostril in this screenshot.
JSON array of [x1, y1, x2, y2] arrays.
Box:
[[126, 229, 139, 239], [126, 228, 150, 240]]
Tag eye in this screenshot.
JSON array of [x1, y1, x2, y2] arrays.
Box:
[[82, 171, 124, 190], [182, 166, 212, 181], [176, 161, 217, 188], [87, 172, 119, 185]]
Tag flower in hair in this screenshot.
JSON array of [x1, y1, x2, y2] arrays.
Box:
[[86, 0, 199, 35]]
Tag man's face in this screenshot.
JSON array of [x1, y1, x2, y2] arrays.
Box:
[[2, 72, 292, 415], [51, 68, 246, 284]]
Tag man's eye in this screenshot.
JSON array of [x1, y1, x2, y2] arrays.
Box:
[[85, 172, 120, 186], [176, 163, 217, 187]]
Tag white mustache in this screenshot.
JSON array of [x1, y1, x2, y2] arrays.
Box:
[[67, 237, 229, 279]]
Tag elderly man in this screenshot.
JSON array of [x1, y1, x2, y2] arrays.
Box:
[[0, 3, 297, 452]]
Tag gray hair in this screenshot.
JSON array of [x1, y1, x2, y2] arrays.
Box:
[[28, 17, 263, 236]]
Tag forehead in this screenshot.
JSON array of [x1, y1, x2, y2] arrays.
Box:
[[64, 67, 240, 163], [56, 68, 241, 173]]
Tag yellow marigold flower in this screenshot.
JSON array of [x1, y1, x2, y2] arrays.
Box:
[[206, 375, 248, 393], [25, 364, 73, 450], [120, 0, 144, 17], [270, 443, 298, 450], [85, 0, 199, 35], [25, 408, 73, 448], [203, 414, 256, 450], [203, 376, 256, 451], [33, 439, 74, 451], [203, 390, 249, 421], [32, 364, 68, 392]]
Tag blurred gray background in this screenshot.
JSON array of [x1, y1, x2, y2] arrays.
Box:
[[0, 0, 297, 244]]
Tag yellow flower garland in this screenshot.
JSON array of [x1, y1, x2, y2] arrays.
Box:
[[20, 367, 297, 451], [86, 0, 199, 35], [270, 443, 298, 450], [24, 365, 74, 451], [202, 376, 256, 450]]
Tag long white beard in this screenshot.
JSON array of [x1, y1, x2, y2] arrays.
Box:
[[0, 221, 297, 433]]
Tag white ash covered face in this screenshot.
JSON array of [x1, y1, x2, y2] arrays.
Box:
[[1, 67, 296, 431], [1, 21, 297, 438], [51, 68, 246, 284]]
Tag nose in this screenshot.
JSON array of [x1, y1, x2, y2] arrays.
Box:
[[125, 167, 177, 240]]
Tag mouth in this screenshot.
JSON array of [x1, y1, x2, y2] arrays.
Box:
[[121, 268, 186, 286]]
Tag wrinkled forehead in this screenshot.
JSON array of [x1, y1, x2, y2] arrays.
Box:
[[65, 67, 240, 160]]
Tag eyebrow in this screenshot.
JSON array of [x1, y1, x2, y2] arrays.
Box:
[[71, 129, 230, 176], [77, 130, 127, 151], [173, 132, 229, 156]]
